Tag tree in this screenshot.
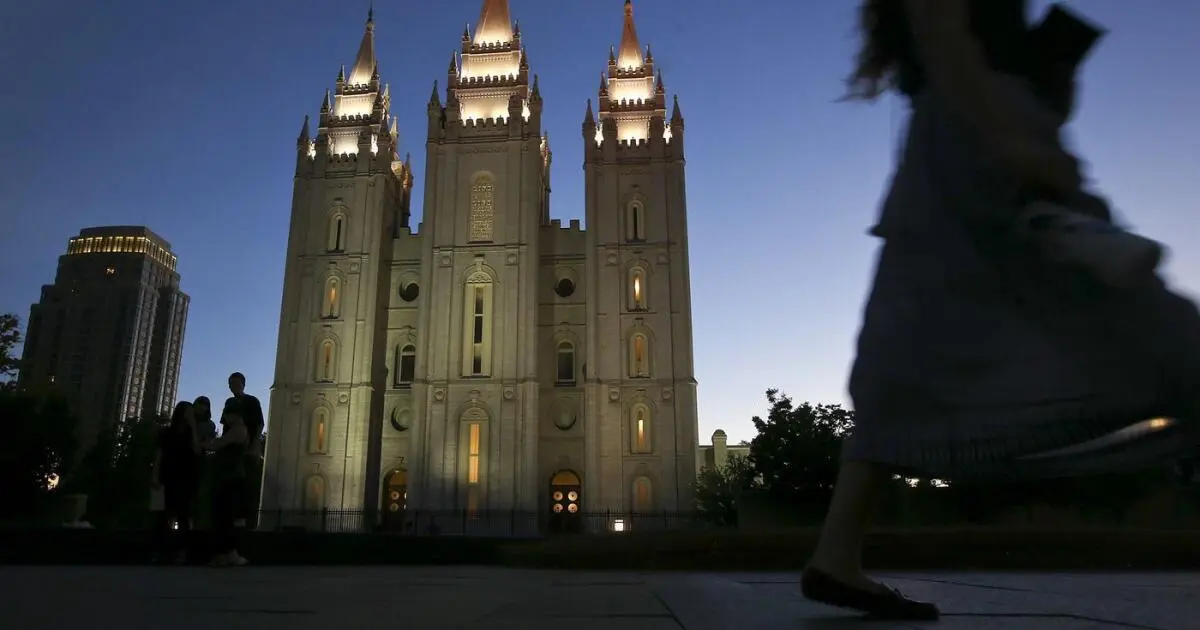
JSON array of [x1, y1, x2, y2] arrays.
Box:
[[1, 312, 22, 389], [0, 390, 79, 520], [749, 389, 854, 514], [693, 454, 759, 526]]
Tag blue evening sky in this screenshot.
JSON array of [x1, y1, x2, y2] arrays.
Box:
[[1, 1, 1197, 443]]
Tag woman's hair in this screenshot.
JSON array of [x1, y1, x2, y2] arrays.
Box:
[[193, 395, 212, 421], [169, 400, 193, 431], [845, 0, 912, 100]]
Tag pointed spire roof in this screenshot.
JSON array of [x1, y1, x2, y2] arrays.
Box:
[[297, 115, 311, 144], [617, 0, 643, 70], [348, 9, 377, 84], [473, 0, 514, 46]]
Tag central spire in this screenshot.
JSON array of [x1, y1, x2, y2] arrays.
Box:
[[617, 0, 643, 70], [474, 0, 514, 46], [348, 8, 377, 85]]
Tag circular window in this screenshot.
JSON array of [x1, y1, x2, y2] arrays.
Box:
[[567, 503, 578, 513], [554, 277, 575, 298], [567, 490, 578, 502], [552, 503, 563, 513], [398, 282, 420, 302], [553, 491, 563, 501], [390, 408, 411, 432]]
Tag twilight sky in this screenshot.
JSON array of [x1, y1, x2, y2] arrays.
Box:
[[1, 0, 1198, 444]]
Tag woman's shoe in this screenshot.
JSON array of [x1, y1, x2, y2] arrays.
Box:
[[800, 567, 940, 621]]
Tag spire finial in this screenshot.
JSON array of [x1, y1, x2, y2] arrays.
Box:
[[366, 1, 375, 31], [617, 0, 644, 70]]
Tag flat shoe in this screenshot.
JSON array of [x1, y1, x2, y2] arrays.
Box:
[[800, 567, 940, 621]]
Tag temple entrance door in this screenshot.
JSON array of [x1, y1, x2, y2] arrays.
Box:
[[382, 468, 407, 531], [548, 470, 582, 534]]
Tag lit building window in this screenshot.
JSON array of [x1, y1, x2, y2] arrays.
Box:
[[631, 405, 652, 453]]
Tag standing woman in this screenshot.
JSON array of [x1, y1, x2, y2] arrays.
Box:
[[802, 0, 1200, 620], [207, 401, 250, 567], [151, 401, 200, 563]]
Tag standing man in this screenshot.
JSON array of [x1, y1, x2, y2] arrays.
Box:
[[225, 372, 265, 528]]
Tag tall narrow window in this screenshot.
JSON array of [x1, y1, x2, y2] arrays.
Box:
[[309, 408, 329, 454], [627, 201, 646, 242], [327, 213, 346, 252], [468, 176, 495, 243], [465, 421, 483, 517], [317, 340, 336, 382], [556, 341, 575, 384], [629, 268, 648, 311], [322, 277, 340, 319], [632, 476, 653, 512], [629, 333, 650, 378], [631, 404, 652, 453], [304, 475, 325, 511], [462, 274, 493, 377], [395, 344, 416, 386]]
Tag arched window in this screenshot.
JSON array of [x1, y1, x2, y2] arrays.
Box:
[[462, 273, 494, 377], [316, 339, 337, 382], [322, 276, 340, 319], [327, 212, 347, 252], [556, 341, 575, 385], [630, 404, 652, 453], [460, 408, 488, 517], [632, 476, 653, 512], [627, 201, 646, 242], [628, 267, 648, 311], [304, 474, 325, 511], [309, 407, 329, 454], [394, 344, 416, 387], [468, 175, 495, 243], [629, 333, 650, 378]]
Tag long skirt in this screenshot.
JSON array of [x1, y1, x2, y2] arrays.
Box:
[[843, 74, 1200, 480]]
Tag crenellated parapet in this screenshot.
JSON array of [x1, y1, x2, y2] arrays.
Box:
[[455, 73, 526, 89]]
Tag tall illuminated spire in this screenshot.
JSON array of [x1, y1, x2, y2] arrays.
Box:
[[473, 0, 514, 46], [347, 8, 377, 85], [616, 0, 643, 70], [449, 0, 531, 123], [596, 0, 665, 144]]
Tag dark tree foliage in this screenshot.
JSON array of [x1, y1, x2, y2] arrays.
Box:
[[0, 313, 22, 390], [0, 391, 79, 519], [74, 415, 165, 527], [749, 389, 854, 513], [693, 454, 759, 526]]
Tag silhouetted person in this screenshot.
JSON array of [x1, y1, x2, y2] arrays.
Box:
[[207, 401, 250, 566], [800, 0, 1200, 621], [225, 372, 264, 528], [151, 401, 200, 564], [193, 396, 217, 444]]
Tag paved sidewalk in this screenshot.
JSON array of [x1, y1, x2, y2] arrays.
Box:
[[2, 566, 1192, 629]]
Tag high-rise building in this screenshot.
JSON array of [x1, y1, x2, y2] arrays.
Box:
[[21, 226, 189, 451], [264, 0, 698, 532]]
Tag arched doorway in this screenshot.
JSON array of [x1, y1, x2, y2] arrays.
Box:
[[382, 468, 407, 530], [548, 469, 582, 534]]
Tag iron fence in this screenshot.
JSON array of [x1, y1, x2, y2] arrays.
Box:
[[253, 508, 716, 537]]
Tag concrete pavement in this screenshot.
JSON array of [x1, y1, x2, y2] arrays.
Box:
[[4, 566, 1193, 629]]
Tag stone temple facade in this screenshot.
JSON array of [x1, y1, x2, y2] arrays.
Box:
[[262, 0, 698, 533]]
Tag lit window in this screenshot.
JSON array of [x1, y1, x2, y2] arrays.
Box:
[[556, 341, 575, 384], [631, 405, 652, 453], [629, 268, 647, 311], [322, 277, 341, 319], [632, 476, 653, 511], [627, 201, 646, 242], [317, 340, 337, 382], [304, 475, 325, 511], [309, 408, 328, 454], [465, 420, 484, 517], [462, 274, 493, 377], [395, 344, 416, 386], [629, 333, 650, 378]]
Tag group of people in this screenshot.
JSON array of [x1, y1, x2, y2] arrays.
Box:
[[150, 372, 264, 567]]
